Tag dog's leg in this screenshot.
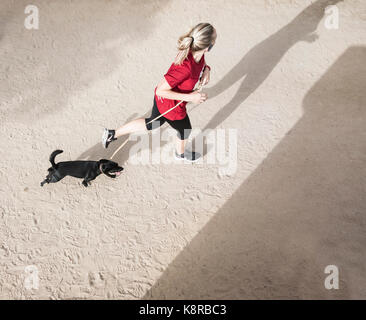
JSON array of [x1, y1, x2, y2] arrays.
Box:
[[88, 175, 97, 186], [82, 172, 90, 187], [82, 174, 92, 187], [82, 171, 98, 187], [82, 177, 95, 187]]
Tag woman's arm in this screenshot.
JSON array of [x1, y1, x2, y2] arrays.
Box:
[[199, 65, 211, 86], [156, 78, 207, 104]]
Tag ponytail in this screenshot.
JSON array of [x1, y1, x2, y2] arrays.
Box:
[[174, 23, 215, 65], [174, 33, 194, 65]]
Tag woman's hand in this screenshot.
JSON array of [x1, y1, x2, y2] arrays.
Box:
[[156, 77, 208, 104], [190, 91, 207, 104], [199, 67, 210, 86]]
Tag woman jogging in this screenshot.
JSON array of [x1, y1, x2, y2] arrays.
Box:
[[102, 22, 216, 162]]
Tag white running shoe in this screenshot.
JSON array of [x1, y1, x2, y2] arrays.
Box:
[[174, 150, 201, 163], [102, 128, 116, 149]]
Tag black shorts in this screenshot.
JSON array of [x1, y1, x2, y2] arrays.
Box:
[[145, 98, 192, 140]]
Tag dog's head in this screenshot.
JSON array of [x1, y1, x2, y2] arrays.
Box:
[[98, 159, 123, 178]]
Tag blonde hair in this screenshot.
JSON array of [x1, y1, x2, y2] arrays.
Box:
[[174, 23, 215, 65]]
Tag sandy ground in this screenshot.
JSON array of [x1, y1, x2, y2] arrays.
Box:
[[0, 0, 365, 299]]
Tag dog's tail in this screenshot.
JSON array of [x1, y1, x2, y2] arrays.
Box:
[[49, 149, 63, 169]]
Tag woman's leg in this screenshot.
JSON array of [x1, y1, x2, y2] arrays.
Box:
[[167, 115, 192, 154], [102, 99, 164, 148], [116, 98, 165, 137], [115, 118, 147, 138], [167, 115, 200, 161], [176, 137, 186, 155]]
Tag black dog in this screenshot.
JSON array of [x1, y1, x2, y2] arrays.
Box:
[[41, 150, 123, 187]]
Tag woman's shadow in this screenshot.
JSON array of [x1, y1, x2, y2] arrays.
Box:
[[79, 0, 341, 163], [194, 0, 342, 155]]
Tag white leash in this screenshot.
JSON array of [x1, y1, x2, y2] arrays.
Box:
[[146, 83, 203, 125], [110, 138, 129, 160], [111, 83, 204, 159]]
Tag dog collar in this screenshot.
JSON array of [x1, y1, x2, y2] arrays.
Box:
[[99, 163, 105, 175]]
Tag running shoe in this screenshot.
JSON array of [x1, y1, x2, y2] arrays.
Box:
[[174, 150, 201, 162], [102, 128, 117, 149]]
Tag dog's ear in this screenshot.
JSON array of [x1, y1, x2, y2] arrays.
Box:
[[99, 159, 109, 163]]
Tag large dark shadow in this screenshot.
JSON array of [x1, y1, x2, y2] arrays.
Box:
[[1, 0, 168, 122], [144, 46, 366, 299], [79, 0, 341, 164]]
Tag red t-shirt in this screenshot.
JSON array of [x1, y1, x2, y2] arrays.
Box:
[[154, 51, 207, 120]]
